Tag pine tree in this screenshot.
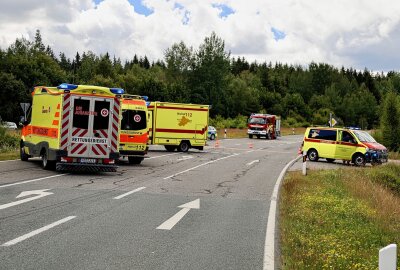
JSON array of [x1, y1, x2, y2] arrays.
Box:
[[381, 91, 400, 151]]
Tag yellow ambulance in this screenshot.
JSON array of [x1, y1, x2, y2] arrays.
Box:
[[20, 83, 123, 171], [119, 95, 149, 164], [147, 102, 209, 152], [302, 127, 388, 166]]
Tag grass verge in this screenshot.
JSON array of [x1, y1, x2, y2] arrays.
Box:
[[0, 150, 19, 161], [280, 165, 400, 269]]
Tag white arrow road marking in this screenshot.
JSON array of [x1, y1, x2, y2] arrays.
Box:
[[0, 189, 53, 210], [157, 199, 200, 230], [246, 160, 260, 166], [0, 174, 67, 189], [163, 153, 239, 179], [1, 216, 76, 247], [113, 187, 146, 200], [177, 156, 193, 161]]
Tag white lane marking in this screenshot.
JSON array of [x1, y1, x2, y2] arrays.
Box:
[[163, 153, 239, 180], [0, 189, 53, 210], [1, 216, 76, 247], [157, 199, 200, 230], [0, 159, 19, 163], [246, 160, 260, 166], [263, 155, 301, 270], [177, 156, 193, 161], [0, 174, 67, 189], [113, 187, 146, 200], [147, 153, 179, 159]]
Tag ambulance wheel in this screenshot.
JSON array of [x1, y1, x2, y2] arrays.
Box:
[[128, 157, 143, 165], [353, 154, 366, 166], [40, 150, 55, 170], [210, 134, 215, 140], [307, 149, 319, 162], [326, 158, 335, 163], [165, 145, 176, 152], [178, 141, 190, 152], [20, 144, 29, 161], [249, 134, 253, 139]]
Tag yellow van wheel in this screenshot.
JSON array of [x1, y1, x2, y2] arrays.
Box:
[[353, 154, 366, 166], [307, 149, 319, 162]]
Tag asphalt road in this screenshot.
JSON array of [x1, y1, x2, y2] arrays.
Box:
[[0, 136, 301, 270]]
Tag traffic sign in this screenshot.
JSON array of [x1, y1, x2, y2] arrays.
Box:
[[329, 118, 337, 127], [20, 103, 30, 113]]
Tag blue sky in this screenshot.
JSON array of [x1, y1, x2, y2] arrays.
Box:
[[95, 0, 154, 16]]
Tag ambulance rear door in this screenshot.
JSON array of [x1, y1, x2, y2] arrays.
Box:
[[66, 96, 115, 159]]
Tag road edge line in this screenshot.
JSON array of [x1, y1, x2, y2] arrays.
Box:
[[263, 155, 301, 270], [0, 174, 68, 189]]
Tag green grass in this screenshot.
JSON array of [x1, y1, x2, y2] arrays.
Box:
[[280, 166, 400, 270], [0, 150, 19, 161]]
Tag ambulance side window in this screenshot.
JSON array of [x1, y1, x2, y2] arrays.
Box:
[[121, 110, 146, 130], [73, 99, 89, 129], [93, 101, 110, 130]]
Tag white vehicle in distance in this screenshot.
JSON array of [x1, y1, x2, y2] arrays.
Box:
[[2, 121, 17, 130], [208, 126, 217, 140]]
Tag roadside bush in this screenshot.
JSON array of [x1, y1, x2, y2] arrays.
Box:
[[0, 126, 19, 152], [209, 115, 248, 129]]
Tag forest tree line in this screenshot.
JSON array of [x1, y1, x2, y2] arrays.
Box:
[[1, 30, 400, 131]]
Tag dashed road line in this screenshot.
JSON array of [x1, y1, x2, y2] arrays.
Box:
[[163, 153, 239, 180], [1, 216, 76, 247], [113, 187, 146, 200], [0, 174, 67, 189]]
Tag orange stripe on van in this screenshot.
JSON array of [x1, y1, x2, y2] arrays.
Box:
[[120, 133, 149, 143], [123, 99, 146, 106]]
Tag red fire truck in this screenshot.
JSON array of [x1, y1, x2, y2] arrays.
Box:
[[247, 113, 281, 139]]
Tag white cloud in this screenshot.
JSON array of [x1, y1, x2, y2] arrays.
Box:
[[0, 0, 399, 71]]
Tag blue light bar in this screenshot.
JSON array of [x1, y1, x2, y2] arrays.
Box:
[[57, 83, 78, 90], [146, 101, 151, 106], [110, 88, 125, 95], [141, 96, 149, 101]]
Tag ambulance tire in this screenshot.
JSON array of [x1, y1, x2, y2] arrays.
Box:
[[307, 149, 319, 162], [178, 141, 190, 152], [165, 145, 177, 152], [249, 134, 253, 139], [20, 144, 29, 161], [128, 157, 143, 165], [353, 153, 366, 166], [40, 149, 55, 170]]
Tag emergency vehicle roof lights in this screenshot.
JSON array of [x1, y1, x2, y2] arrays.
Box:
[[57, 83, 78, 90], [141, 96, 149, 101], [110, 88, 125, 95]]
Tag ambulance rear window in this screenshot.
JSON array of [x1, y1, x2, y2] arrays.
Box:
[[73, 99, 89, 129], [121, 110, 146, 131], [93, 101, 110, 130]]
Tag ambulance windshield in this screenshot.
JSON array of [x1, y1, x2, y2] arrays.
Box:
[[353, 130, 377, 143], [121, 110, 146, 131]]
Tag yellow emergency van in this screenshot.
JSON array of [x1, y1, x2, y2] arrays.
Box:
[[147, 102, 209, 152], [20, 83, 123, 172], [302, 127, 388, 166], [119, 95, 149, 164]]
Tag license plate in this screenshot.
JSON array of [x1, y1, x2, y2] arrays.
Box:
[[253, 131, 259, 134], [80, 158, 96, 164]]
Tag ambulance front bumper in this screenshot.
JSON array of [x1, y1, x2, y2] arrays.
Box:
[[56, 163, 118, 172]]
